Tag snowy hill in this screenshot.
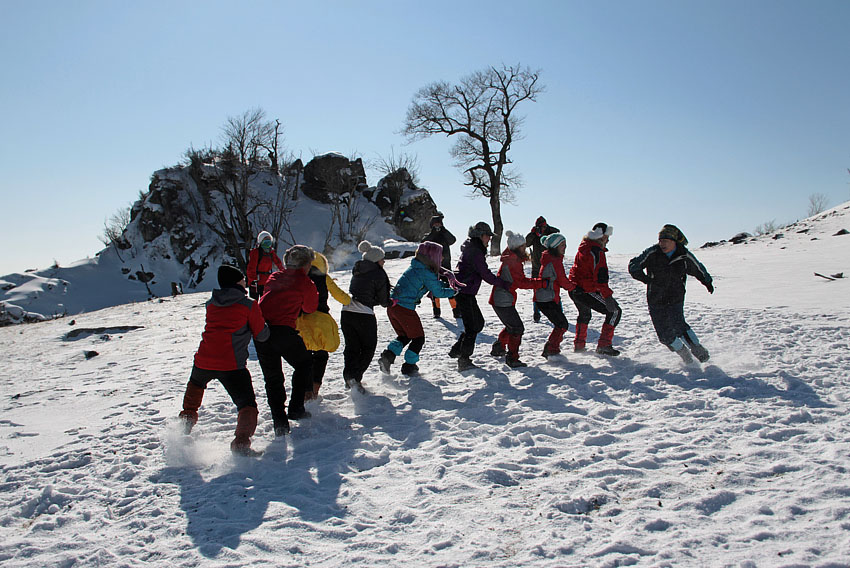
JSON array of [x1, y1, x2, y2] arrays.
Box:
[[0, 203, 848, 566]]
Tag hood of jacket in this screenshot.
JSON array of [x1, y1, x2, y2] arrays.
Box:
[[210, 286, 247, 307]]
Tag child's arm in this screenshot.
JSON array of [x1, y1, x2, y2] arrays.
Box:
[[326, 275, 352, 305]]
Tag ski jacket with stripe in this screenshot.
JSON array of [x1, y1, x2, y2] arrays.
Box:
[[568, 237, 614, 298], [628, 244, 713, 305], [258, 268, 319, 328], [489, 248, 545, 308], [534, 249, 577, 304], [247, 247, 284, 286], [391, 257, 456, 310], [455, 237, 508, 296], [193, 286, 270, 371]]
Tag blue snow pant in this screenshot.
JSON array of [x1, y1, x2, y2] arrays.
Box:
[[648, 302, 692, 347]]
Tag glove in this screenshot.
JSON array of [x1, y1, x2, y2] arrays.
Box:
[[706, 283, 714, 294], [603, 295, 619, 312], [390, 298, 399, 307]]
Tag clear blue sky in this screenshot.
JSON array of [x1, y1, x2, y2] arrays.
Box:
[[2, 0, 848, 275]]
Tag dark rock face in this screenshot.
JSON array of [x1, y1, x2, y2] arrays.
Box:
[[302, 153, 368, 203], [373, 168, 439, 242]]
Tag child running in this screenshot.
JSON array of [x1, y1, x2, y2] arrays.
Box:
[[488, 230, 545, 368], [178, 265, 270, 456], [379, 241, 460, 376], [534, 233, 577, 358]]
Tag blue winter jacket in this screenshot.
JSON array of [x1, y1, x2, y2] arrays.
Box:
[[391, 258, 456, 310]]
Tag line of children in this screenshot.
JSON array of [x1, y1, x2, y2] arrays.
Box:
[[179, 220, 714, 450]]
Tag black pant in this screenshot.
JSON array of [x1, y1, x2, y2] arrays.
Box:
[[255, 325, 312, 427], [189, 366, 257, 410], [569, 290, 621, 327], [538, 301, 569, 330], [341, 311, 378, 383], [648, 302, 690, 346], [453, 293, 485, 357], [493, 305, 524, 336], [309, 350, 329, 385]]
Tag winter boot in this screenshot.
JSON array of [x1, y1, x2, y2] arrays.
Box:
[[506, 354, 527, 368], [231, 406, 262, 456], [379, 349, 396, 374], [457, 356, 478, 371], [574, 323, 588, 352], [433, 307, 441, 318], [684, 330, 710, 362], [669, 337, 694, 364], [595, 323, 619, 356], [274, 421, 291, 436], [490, 340, 506, 357], [542, 326, 566, 358], [178, 382, 205, 434], [401, 363, 419, 375], [288, 407, 312, 421], [449, 340, 462, 359]]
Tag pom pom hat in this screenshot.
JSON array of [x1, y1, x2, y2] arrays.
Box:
[[217, 264, 245, 288], [416, 241, 444, 271], [358, 240, 385, 263], [505, 230, 525, 251], [541, 233, 566, 250]]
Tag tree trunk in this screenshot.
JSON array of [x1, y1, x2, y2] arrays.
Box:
[[489, 181, 503, 256]]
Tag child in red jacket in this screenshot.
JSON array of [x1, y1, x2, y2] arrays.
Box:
[[567, 222, 622, 356], [533, 233, 577, 358], [488, 231, 545, 367], [178, 265, 270, 456], [256, 245, 319, 435]]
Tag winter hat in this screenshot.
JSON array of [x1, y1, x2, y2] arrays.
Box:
[[468, 221, 495, 238], [429, 215, 444, 228], [283, 245, 315, 269], [358, 240, 385, 263], [311, 252, 329, 275], [257, 231, 273, 246], [658, 224, 688, 246], [505, 230, 525, 251], [217, 264, 245, 288], [541, 233, 566, 250], [416, 241, 444, 270], [587, 222, 614, 240], [535, 216, 547, 227]]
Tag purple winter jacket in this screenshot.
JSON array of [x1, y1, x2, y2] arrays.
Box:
[[455, 237, 508, 296]]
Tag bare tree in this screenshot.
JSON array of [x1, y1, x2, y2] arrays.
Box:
[[754, 219, 779, 235], [99, 205, 132, 261], [204, 109, 289, 271], [808, 193, 829, 217], [403, 64, 544, 254], [373, 148, 421, 187]]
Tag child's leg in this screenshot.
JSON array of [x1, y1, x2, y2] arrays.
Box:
[[255, 329, 289, 432], [538, 302, 570, 355], [218, 369, 259, 451], [179, 367, 215, 432]]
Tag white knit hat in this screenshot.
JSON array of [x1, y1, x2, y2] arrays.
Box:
[[358, 240, 385, 263], [587, 222, 613, 240], [505, 230, 525, 250]]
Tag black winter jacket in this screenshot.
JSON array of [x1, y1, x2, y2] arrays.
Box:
[[628, 244, 713, 306], [348, 260, 391, 309], [421, 226, 456, 269]]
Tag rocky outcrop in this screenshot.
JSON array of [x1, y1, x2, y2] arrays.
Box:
[[373, 168, 439, 242], [301, 153, 368, 203]]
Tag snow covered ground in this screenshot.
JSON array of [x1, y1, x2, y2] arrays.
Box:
[[0, 204, 848, 567]]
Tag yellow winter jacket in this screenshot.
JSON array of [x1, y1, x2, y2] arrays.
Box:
[[296, 253, 351, 352]]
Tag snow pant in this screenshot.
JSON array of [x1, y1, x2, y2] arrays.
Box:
[[538, 300, 570, 354], [648, 302, 692, 347], [341, 311, 378, 384], [531, 261, 542, 320], [179, 367, 258, 441], [386, 303, 426, 364], [452, 293, 485, 358], [493, 304, 524, 357], [255, 325, 312, 429], [308, 350, 329, 386], [568, 290, 621, 349]]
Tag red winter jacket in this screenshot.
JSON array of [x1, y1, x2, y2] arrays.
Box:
[[489, 248, 545, 307], [194, 287, 270, 371], [258, 268, 319, 328], [534, 249, 576, 304], [568, 238, 613, 298], [247, 247, 284, 286]]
